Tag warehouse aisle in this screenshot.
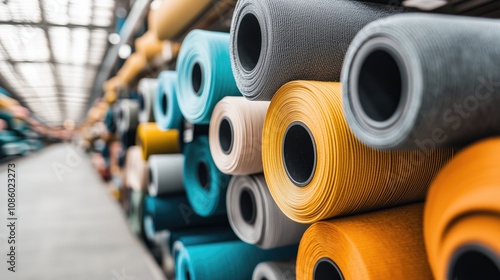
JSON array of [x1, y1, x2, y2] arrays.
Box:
[[0, 144, 165, 280]]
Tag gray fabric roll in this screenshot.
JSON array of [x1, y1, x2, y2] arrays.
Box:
[[147, 154, 184, 197], [227, 175, 308, 249], [342, 13, 500, 150], [252, 261, 296, 280], [116, 99, 139, 135], [138, 78, 158, 123], [230, 0, 405, 101]]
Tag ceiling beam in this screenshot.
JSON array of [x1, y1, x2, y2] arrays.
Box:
[[0, 21, 113, 32]]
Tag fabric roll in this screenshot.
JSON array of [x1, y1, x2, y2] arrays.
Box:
[[263, 81, 453, 223], [153, 0, 212, 40], [227, 175, 308, 249], [136, 123, 180, 160], [117, 53, 147, 85], [152, 231, 175, 278], [230, 0, 405, 101], [297, 203, 431, 280], [128, 189, 146, 237], [424, 138, 500, 280], [154, 71, 183, 130], [176, 30, 241, 124], [138, 78, 158, 123], [252, 261, 296, 280], [143, 195, 227, 232], [209, 97, 270, 175], [184, 136, 231, 217], [147, 154, 184, 197], [176, 240, 297, 280], [125, 146, 148, 191], [116, 99, 139, 134], [342, 13, 500, 150], [135, 31, 164, 61]]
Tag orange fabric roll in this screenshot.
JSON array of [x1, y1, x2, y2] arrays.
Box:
[[297, 203, 431, 280], [135, 31, 164, 61], [136, 122, 180, 160], [153, 0, 212, 40], [262, 81, 453, 223], [117, 53, 147, 85], [425, 138, 500, 280]]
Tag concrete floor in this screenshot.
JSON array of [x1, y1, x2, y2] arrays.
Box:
[[0, 144, 165, 280]]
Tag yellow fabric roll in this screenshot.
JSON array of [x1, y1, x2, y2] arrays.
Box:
[[297, 203, 432, 280], [262, 81, 453, 223], [424, 138, 500, 280], [135, 31, 164, 61], [125, 146, 148, 191], [136, 122, 180, 160], [117, 53, 147, 85], [153, 0, 212, 40]]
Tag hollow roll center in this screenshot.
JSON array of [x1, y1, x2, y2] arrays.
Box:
[[119, 109, 124, 120], [197, 161, 210, 190], [239, 187, 257, 225], [237, 13, 262, 71], [148, 168, 154, 187], [282, 122, 316, 187], [219, 117, 233, 154], [161, 93, 168, 116], [185, 265, 191, 280], [138, 94, 145, 110], [191, 62, 203, 96], [313, 258, 343, 280], [449, 245, 500, 280], [357, 49, 403, 122]]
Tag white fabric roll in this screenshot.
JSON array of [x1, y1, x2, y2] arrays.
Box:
[[138, 78, 158, 123], [154, 230, 175, 278], [209, 97, 270, 175], [252, 261, 297, 280], [227, 175, 308, 249], [147, 154, 185, 196], [125, 146, 148, 191], [117, 99, 139, 134]]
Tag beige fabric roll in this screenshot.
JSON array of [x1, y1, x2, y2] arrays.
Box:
[[125, 146, 148, 191]]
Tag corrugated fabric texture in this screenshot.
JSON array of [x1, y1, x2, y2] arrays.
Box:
[[230, 0, 405, 100], [263, 81, 453, 223], [342, 13, 500, 150], [424, 138, 500, 280], [297, 203, 432, 280]]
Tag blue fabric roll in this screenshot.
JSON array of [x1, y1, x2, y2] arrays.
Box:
[[176, 241, 297, 280], [183, 136, 231, 217], [154, 71, 183, 130], [143, 194, 227, 232], [170, 227, 238, 259], [176, 29, 241, 124]]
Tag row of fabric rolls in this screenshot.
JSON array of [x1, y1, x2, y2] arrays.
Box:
[[111, 0, 500, 279]]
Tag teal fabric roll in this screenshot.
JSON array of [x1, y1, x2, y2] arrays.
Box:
[[143, 195, 227, 232], [171, 227, 238, 260], [176, 241, 297, 280], [183, 136, 231, 217], [176, 30, 241, 124], [154, 71, 183, 130]]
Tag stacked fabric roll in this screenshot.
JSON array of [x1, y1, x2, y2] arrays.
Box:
[[136, 122, 180, 160], [154, 71, 183, 130], [138, 78, 158, 123]]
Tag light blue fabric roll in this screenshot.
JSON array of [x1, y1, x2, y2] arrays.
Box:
[[176, 30, 241, 124], [183, 136, 231, 217], [170, 227, 238, 260], [176, 241, 297, 280], [154, 71, 184, 130]]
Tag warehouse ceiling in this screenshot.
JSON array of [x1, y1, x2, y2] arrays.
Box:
[[0, 0, 115, 125]]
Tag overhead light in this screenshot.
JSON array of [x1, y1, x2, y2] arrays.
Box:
[[118, 44, 132, 59], [108, 33, 120, 45]]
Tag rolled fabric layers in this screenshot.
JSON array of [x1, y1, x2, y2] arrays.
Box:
[[297, 203, 431, 280], [210, 97, 270, 175], [177, 30, 241, 124], [148, 154, 184, 197], [138, 78, 158, 123], [342, 14, 500, 150], [263, 81, 453, 223], [424, 138, 500, 280], [143, 195, 227, 232], [125, 146, 148, 191], [252, 261, 296, 280], [176, 241, 297, 280], [154, 71, 183, 130], [227, 175, 307, 249], [116, 99, 139, 135], [137, 123, 180, 160], [230, 0, 405, 100], [184, 136, 231, 217]]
